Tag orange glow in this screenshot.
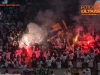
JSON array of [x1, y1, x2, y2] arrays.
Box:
[[75, 38, 77, 42], [74, 36, 78, 42]]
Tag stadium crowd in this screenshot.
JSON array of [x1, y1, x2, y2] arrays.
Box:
[[0, 1, 100, 75], [0, 12, 100, 75]]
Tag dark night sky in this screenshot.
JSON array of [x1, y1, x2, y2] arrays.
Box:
[[0, 0, 79, 26], [24, 0, 79, 26]]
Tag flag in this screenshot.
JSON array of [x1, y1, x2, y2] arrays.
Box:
[[59, 20, 67, 32], [52, 20, 67, 32], [52, 23, 62, 30], [49, 28, 62, 39], [50, 20, 67, 38]]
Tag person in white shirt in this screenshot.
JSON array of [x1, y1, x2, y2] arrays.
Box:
[[59, 53, 63, 61], [62, 54, 67, 63], [37, 59, 43, 68], [83, 53, 90, 63], [83, 67, 91, 75], [68, 51, 74, 63], [76, 58, 82, 68], [63, 69, 71, 75], [77, 47, 84, 58], [21, 63, 27, 71], [90, 50, 95, 59], [46, 57, 52, 68], [68, 59, 73, 72], [51, 55, 56, 62], [68, 59, 73, 67], [63, 50, 69, 57], [2, 52, 6, 58], [87, 58, 94, 70], [98, 60, 100, 71], [4, 59, 10, 68], [56, 59, 61, 68]]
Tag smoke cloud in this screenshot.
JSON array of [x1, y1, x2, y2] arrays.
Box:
[[35, 10, 57, 28], [73, 0, 100, 34], [35, 0, 69, 28], [19, 0, 70, 48], [19, 23, 46, 48]]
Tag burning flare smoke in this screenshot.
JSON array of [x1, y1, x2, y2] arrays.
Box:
[[19, 23, 46, 48]]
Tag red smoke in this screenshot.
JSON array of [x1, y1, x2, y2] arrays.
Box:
[[23, 45, 32, 58]]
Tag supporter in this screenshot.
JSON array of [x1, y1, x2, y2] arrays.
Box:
[[47, 48, 51, 57], [83, 53, 90, 63], [40, 54, 46, 67], [46, 56, 52, 68], [31, 58, 37, 68], [4, 59, 10, 68], [64, 58, 68, 68], [9, 59, 15, 68], [51, 55, 56, 68], [35, 48, 41, 59], [76, 58, 82, 69], [63, 69, 71, 75], [60, 53, 65, 67], [43, 50, 49, 60], [68, 59, 73, 72], [62, 54, 67, 63], [76, 47, 84, 58], [14, 56, 22, 68], [0, 2, 100, 75], [98, 60, 100, 71], [56, 58, 61, 68], [21, 62, 27, 71], [37, 59, 43, 68], [83, 67, 91, 75], [5, 50, 11, 60], [63, 49, 69, 57], [68, 50, 74, 62], [87, 57, 94, 71], [89, 49, 95, 59]]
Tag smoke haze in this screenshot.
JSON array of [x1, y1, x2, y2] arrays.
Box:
[[73, 0, 100, 34]]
